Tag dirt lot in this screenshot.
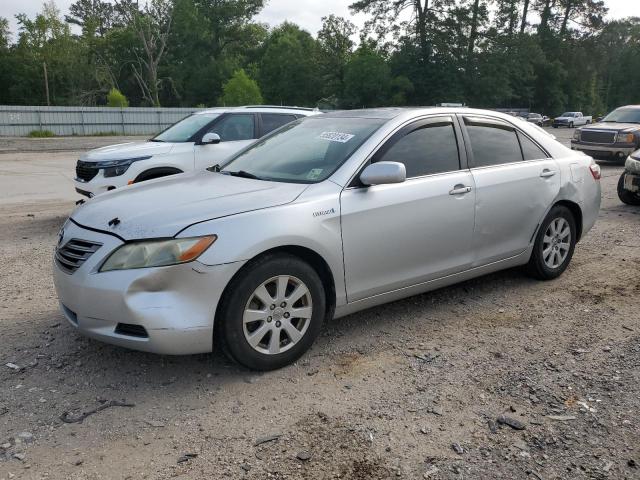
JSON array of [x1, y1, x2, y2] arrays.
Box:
[[1, 130, 639, 480]]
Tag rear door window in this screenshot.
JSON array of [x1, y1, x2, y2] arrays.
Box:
[[375, 119, 460, 178], [208, 114, 255, 141], [261, 114, 297, 135], [464, 117, 523, 167]]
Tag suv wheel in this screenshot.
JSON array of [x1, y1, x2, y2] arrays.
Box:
[[217, 253, 326, 370], [527, 205, 576, 280], [618, 174, 640, 205]]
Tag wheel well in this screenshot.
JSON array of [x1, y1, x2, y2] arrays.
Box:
[[134, 167, 182, 183], [555, 200, 583, 241], [215, 246, 337, 327]]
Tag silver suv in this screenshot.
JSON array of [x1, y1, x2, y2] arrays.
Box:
[[54, 108, 601, 370]]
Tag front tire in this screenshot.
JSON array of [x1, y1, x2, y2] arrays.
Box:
[[217, 253, 326, 371], [527, 205, 577, 280], [618, 174, 640, 205]]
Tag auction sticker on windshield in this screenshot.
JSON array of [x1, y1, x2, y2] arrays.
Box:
[[319, 132, 355, 143]]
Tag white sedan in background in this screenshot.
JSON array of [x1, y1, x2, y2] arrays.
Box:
[[74, 106, 319, 198]]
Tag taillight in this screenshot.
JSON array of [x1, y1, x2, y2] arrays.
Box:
[[589, 162, 601, 180]]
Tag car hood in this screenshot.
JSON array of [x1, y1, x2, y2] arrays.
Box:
[[70, 171, 309, 240], [583, 122, 640, 132], [80, 141, 175, 162], [554, 116, 574, 121]]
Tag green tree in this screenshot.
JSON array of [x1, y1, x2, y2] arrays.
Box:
[[259, 23, 322, 106], [0, 17, 10, 48], [219, 69, 262, 106], [106, 87, 129, 107], [343, 43, 391, 107], [317, 15, 356, 102]]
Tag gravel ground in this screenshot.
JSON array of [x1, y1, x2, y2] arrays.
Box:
[[0, 130, 639, 480]]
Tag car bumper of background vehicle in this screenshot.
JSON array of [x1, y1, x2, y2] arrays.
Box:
[[53, 221, 246, 355], [74, 176, 123, 197], [570, 142, 636, 157]]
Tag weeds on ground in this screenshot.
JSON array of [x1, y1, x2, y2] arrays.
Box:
[[27, 130, 55, 138]]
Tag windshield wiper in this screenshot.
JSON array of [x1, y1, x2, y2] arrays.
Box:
[[148, 138, 164, 142], [224, 170, 262, 180]]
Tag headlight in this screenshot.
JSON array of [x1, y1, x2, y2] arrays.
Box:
[[97, 156, 152, 178], [616, 132, 635, 143], [573, 129, 581, 140], [100, 235, 217, 272]]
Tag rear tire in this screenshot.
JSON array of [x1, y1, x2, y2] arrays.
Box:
[[217, 253, 326, 371], [527, 205, 577, 280], [618, 173, 640, 205]]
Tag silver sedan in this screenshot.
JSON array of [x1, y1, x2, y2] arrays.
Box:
[[53, 108, 601, 370]]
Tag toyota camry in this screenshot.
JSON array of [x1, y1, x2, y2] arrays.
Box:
[[54, 108, 601, 370]]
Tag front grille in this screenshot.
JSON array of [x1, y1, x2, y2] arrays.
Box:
[[580, 130, 616, 144], [55, 238, 102, 274], [76, 160, 99, 182]]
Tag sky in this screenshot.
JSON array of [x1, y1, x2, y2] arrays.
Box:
[[1, 0, 637, 39]]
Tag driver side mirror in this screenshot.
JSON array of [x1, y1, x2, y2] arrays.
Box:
[[200, 132, 221, 145], [360, 161, 406, 186]]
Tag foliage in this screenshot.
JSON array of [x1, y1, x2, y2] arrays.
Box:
[[0, 0, 638, 115], [219, 69, 263, 106], [259, 22, 322, 106], [28, 129, 55, 137], [106, 87, 129, 107]]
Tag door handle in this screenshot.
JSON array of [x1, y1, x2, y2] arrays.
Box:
[[449, 185, 472, 195], [540, 169, 557, 178]]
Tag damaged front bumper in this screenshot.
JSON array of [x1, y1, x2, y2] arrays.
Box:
[[53, 220, 245, 355]]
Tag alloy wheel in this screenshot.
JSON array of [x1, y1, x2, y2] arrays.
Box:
[[542, 217, 571, 269], [242, 275, 313, 355]]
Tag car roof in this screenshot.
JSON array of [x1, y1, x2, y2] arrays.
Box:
[[196, 106, 318, 115], [317, 107, 537, 124]]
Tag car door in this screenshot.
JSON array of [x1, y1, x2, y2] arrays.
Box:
[[460, 115, 561, 266], [194, 113, 257, 169], [340, 116, 476, 302]]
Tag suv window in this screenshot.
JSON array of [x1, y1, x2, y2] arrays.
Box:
[[376, 121, 460, 178], [208, 114, 255, 141], [518, 132, 547, 160], [464, 118, 522, 167], [261, 114, 297, 135]]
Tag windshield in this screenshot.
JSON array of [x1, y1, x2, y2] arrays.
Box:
[[152, 113, 220, 142], [221, 117, 385, 183], [560, 112, 575, 117], [602, 108, 640, 124]]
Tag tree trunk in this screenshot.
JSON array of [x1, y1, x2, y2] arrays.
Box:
[[507, 0, 517, 36], [520, 0, 530, 34], [560, 0, 572, 35], [539, 0, 553, 33], [415, 0, 430, 61], [467, 0, 481, 59]]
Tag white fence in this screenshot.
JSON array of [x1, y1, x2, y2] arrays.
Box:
[[0, 106, 206, 136]]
